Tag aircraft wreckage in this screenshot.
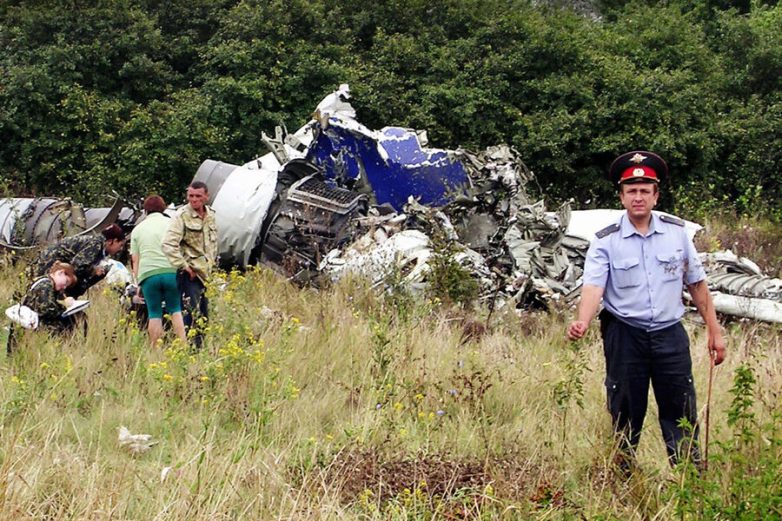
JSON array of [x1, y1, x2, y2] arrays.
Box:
[[2, 85, 780, 323]]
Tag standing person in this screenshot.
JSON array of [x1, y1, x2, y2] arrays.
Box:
[[29, 224, 127, 297], [130, 195, 187, 346], [161, 181, 218, 349], [567, 151, 726, 470]]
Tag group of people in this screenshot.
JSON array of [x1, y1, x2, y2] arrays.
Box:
[[8, 151, 727, 474], [11, 181, 218, 350]]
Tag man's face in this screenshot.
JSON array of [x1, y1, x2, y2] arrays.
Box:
[[619, 182, 658, 220], [187, 187, 208, 212]]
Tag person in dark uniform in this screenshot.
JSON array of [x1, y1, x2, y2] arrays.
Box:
[[567, 151, 726, 470], [28, 224, 127, 297]]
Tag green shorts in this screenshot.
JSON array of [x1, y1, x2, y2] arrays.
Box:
[[139, 272, 181, 319]]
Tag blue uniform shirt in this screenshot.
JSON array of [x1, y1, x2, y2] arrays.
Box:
[[583, 212, 706, 331]]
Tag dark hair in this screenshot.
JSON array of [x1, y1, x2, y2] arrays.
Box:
[[101, 223, 126, 241], [143, 195, 166, 214], [49, 261, 77, 286], [188, 180, 208, 192]]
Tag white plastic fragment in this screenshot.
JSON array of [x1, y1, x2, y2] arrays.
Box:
[[5, 304, 39, 330], [118, 426, 157, 454], [103, 259, 134, 286]]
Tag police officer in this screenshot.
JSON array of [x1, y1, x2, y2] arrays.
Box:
[[161, 181, 218, 349], [567, 151, 726, 469]]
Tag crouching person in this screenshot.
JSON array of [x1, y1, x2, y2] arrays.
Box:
[[24, 261, 79, 332], [7, 262, 80, 353]]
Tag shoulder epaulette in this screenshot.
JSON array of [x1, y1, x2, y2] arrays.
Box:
[[659, 214, 685, 227], [595, 223, 620, 239]]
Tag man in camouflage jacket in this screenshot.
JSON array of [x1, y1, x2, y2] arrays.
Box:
[[28, 224, 127, 297], [162, 181, 218, 348]]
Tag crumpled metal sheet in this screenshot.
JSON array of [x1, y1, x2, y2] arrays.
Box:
[[321, 228, 432, 289], [320, 143, 587, 308], [0, 198, 86, 248], [701, 250, 782, 302]]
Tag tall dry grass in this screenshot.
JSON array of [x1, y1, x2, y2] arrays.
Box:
[[0, 259, 780, 519]]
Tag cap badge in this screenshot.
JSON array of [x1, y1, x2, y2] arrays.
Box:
[[633, 168, 645, 177], [630, 153, 647, 164]]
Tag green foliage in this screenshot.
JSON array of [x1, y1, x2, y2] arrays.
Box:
[[425, 229, 479, 308], [552, 339, 590, 450], [671, 362, 782, 519], [726, 363, 758, 445], [0, 0, 779, 217]]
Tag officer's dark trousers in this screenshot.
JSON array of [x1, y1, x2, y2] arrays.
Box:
[[177, 271, 208, 349], [600, 310, 699, 466]]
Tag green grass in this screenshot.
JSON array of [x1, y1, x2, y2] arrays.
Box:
[[0, 260, 780, 519]]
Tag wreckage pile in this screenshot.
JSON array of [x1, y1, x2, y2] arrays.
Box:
[[2, 85, 780, 323], [319, 144, 589, 311], [195, 85, 781, 323]]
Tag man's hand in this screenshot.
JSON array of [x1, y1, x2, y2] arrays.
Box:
[[567, 284, 604, 341], [93, 265, 106, 277], [184, 266, 196, 280], [567, 320, 588, 340], [63, 297, 75, 308], [709, 333, 727, 366]]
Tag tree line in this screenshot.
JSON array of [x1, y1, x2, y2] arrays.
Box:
[[0, 0, 779, 218]]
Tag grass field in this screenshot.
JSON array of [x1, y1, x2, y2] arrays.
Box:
[[0, 236, 780, 519]]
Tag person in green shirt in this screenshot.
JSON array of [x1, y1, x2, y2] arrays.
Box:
[[130, 195, 187, 346]]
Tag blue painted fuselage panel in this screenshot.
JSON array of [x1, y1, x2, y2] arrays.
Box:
[[306, 124, 470, 211]]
